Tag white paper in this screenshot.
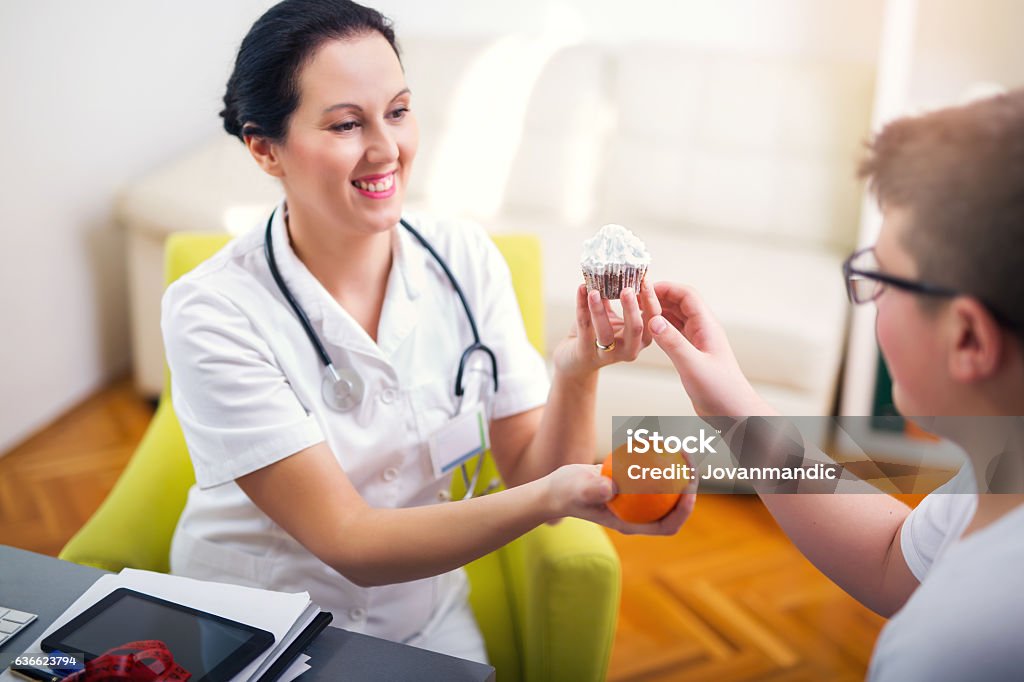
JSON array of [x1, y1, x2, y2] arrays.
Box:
[[277, 654, 311, 682]]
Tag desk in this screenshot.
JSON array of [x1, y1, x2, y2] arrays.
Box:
[[0, 546, 495, 682]]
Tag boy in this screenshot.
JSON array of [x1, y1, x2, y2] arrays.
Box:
[[647, 89, 1024, 680]]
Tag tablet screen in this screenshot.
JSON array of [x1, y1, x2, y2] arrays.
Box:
[[43, 589, 274, 682]]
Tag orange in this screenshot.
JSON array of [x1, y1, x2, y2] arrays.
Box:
[[600, 448, 682, 524]]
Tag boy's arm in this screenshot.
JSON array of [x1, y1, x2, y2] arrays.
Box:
[[759, 494, 918, 616], [648, 282, 919, 616]]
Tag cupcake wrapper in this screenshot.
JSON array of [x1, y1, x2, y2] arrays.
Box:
[[582, 264, 648, 300]]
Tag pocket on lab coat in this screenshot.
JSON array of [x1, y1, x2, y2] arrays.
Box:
[[410, 380, 455, 433], [411, 367, 491, 433], [170, 528, 273, 588]]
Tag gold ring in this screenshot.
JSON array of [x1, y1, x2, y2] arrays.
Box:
[[595, 339, 616, 352]]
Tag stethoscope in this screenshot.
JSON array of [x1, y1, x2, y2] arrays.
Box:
[[264, 208, 500, 498]]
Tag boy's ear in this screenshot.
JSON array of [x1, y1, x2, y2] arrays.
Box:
[[947, 296, 1003, 383], [244, 134, 286, 178]]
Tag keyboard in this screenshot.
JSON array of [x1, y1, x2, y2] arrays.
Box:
[[0, 606, 37, 645]]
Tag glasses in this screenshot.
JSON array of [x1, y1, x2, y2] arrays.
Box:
[[841, 247, 959, 304], [842, 247, 1019, 332]]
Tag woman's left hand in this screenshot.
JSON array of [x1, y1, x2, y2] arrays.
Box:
[[552, 278, 662, 377], [545, 463, 696, 536]]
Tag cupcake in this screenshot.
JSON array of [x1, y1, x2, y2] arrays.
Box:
[[580, 224, 650, 299]]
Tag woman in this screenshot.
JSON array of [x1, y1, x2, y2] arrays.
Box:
[[162, 0, 690, 664]]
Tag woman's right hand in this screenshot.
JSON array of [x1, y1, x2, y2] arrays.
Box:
[[551, 281, 662, 379], [545, 463, 695, 536], [647, 282, 769, 418]]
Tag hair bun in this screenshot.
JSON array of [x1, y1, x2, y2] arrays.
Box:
[[220, 96, 244, 139]]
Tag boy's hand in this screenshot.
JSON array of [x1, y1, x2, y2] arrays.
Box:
[[648, 282, 769, 417]]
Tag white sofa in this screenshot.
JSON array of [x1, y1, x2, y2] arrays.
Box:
[[120, 37, 874, 455]]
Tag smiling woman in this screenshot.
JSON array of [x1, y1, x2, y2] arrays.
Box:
[[161, 0, 692, 668], [245, 37, 416, 242]]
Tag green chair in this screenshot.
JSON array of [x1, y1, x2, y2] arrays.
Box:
[[61, 232, 621, 682]]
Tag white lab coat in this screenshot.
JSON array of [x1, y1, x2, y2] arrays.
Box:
[[161, 200, 550, 656]]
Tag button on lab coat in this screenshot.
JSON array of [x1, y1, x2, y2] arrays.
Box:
[[161, 200, 550, 643]]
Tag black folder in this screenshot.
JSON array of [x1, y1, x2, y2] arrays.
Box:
[[256, 611, 334, 682]]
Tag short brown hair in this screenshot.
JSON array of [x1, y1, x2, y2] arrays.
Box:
[[858, 89, 1024, 337]]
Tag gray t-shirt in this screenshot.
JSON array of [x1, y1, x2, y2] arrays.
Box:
[[869, 465, 1024, 681]]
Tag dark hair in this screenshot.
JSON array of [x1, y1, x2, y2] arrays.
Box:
[[221, 0, 400, 142], [858, 89, 1024, 337]]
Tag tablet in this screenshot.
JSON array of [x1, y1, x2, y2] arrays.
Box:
[[42, 588, 275, 682]]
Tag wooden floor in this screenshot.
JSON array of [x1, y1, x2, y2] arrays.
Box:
[[0, 378, 892, 680], [0, 377, 154, 557], [606, 499, 886, 681]]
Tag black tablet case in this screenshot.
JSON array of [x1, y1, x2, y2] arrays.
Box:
[[256, 611, 333, 682]]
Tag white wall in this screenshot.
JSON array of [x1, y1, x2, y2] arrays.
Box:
[[840, 0, 1024, 418], [0, 0, 889, 454], [0, 0, 276, 452], [374, 0, 883, 61], [2, 0, 1011, 453], [909, 0, 1024, 106]]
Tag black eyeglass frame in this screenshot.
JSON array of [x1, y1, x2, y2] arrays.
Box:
[[841, 246, 1017, 330], [841, 246, 959, 304]]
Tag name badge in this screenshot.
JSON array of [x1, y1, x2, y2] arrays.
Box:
[[428, 402, 490, 480]]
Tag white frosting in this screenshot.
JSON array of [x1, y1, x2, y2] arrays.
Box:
[[580, 223, 650, 267]]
